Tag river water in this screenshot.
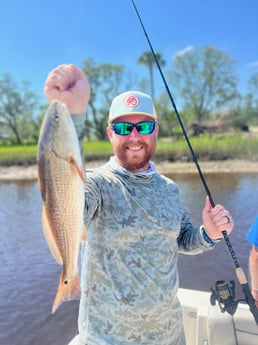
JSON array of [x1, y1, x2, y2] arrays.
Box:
[[1, 171, 258, 345]]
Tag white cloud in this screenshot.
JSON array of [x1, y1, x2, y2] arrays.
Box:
[[246, 61, 258, 68], [173, 45, 194, 59]]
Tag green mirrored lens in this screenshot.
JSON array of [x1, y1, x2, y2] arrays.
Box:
[[113, 122, 133, 135], [136, 121, 155, 134], [112, 121, 155, 135]]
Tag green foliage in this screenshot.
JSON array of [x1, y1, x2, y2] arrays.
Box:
[[82, 140, 113, 160], [81, 58, 128, 140], [138, 51, 165, 100], [0, 145, 38, 165], [169, 46, 239, 123], [1, 46, 258, 145], [0, 74, 40, 144], [154, 135, 258, 162], [1, 135, 257, 166]]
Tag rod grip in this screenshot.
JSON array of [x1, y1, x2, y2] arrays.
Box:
[[235, 267, 248, 285]]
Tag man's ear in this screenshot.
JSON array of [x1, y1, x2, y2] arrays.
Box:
[[155, 123, 159, 138], [106, 126, 113, 143]]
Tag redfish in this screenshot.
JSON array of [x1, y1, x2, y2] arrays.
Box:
[[37, 100, 86, 313]]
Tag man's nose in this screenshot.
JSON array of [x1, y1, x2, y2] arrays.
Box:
[[129, 126, 140, 138]]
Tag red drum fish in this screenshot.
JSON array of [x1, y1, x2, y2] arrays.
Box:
[[37, 100, 86, 313]]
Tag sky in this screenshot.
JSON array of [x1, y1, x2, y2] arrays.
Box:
[[1, 0, 258, 103]]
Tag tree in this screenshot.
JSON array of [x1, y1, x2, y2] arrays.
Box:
[[0, 74, 40, 144], [82, 58, 131, 140], [243, 71, 258, 126], [247, 72, 258, 109], [138, 51, 165, 100], [169, 46, 239, 123]]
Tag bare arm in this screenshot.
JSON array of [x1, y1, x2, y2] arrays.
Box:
[[249, 245, 258, 307]]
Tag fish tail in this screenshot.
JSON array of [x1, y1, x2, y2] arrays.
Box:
[[51, 272, 81, 314]]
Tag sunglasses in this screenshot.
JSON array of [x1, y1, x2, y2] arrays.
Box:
[[109, 121, 156, 136]]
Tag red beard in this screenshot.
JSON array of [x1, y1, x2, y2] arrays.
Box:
[[114, 140, 156, 171]]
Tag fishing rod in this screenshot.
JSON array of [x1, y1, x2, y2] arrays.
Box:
[[131, 0, 258, 325]]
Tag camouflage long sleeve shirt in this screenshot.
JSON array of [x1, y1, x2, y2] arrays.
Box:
[[72, 115, 215, 345]]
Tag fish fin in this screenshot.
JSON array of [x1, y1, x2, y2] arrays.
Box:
[[42, 204, 63, 265], [70, 158, 86, 184], [81, 224, 87, 242], [51, 272, 81, 314]]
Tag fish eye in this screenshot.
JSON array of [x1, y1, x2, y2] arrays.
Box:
[[64, 279, 69, 285]]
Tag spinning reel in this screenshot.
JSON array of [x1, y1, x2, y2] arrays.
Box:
[[210, 280, 245, 316]]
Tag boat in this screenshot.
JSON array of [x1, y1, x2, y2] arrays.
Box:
[[178, 288, 258, 345], [68, 288, 258, 345]]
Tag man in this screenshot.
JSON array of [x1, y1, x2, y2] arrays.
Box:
[[246, 216, 258, 308], [44, 64, 234, 345]]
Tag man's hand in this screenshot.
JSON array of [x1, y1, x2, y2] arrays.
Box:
[[44, 64, 90, 114], [202, 196, 234, 240]]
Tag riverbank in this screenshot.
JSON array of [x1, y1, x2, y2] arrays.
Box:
[[0, 159, 257, 182]]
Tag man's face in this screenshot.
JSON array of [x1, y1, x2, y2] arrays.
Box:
[[107, 114, 158, 172]]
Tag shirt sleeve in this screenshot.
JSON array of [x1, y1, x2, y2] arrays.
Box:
[[246, 215, 258, 246], [71, 113, 86, 157], [177, 210, 215, 254]]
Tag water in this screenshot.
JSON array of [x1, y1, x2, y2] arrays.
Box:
[[0, 172, 258, 345]]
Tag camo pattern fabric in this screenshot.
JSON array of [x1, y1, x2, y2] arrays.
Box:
[[77, 158, 214, 345]]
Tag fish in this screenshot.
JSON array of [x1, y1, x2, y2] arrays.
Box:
[[37, 100, 87, 314]]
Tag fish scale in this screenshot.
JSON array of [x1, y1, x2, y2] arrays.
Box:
[[37, 100, 87, 313]]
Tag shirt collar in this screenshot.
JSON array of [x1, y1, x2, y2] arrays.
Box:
[[108, 156, 156, 176]]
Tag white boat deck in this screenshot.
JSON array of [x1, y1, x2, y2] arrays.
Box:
[[178, 288, 258, 345]]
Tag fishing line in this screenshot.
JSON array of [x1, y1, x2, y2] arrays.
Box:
[[131, 0, 258, 324]]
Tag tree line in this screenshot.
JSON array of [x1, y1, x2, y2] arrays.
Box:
[[0, 45, 257, 144]]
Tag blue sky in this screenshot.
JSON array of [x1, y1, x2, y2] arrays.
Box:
[[1, 0, 258, 103]]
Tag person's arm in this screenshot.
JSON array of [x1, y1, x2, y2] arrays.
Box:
[[249, 245, 258, 307], [44, 63, 90, 115], [71, 114, 86, 160], [201, 196, 234, 240], [177, 196, 234, 253], [177, 211, 216, 254], [44, 63, 90, 157]]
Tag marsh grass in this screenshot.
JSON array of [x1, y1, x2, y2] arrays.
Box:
[[0, 134, 257, 166], [155, 135, 258, 162], [0, 145, 38, 165]]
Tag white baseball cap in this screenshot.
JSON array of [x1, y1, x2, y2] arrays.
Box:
[[108, 90, 157, 122]]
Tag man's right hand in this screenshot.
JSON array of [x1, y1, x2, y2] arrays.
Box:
[[44, 64, 91, 115]]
